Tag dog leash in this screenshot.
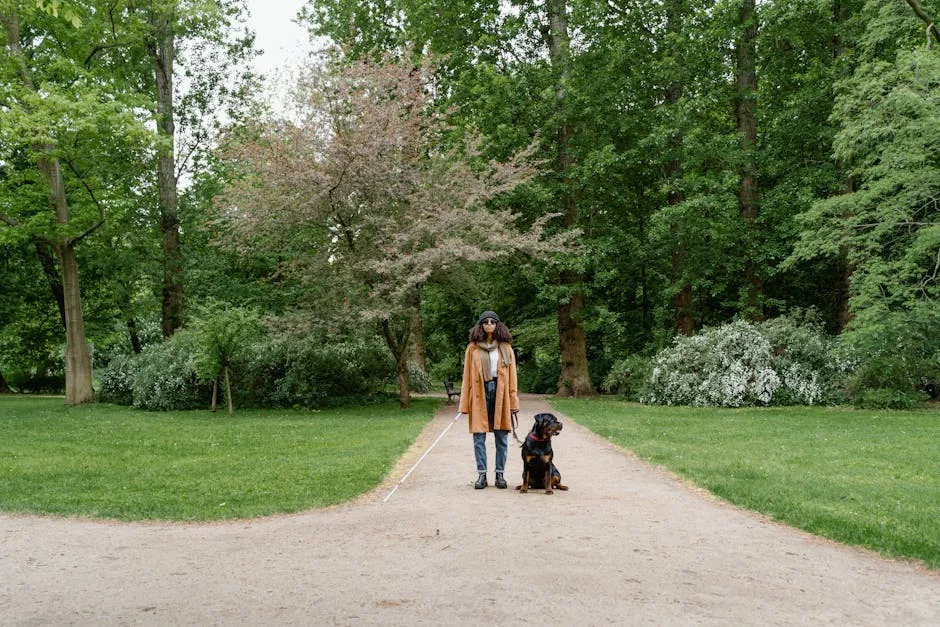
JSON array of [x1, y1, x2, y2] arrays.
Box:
[[511, 411, 523, 445]]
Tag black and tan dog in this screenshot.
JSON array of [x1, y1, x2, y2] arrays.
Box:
[[517, 412, 568, 494]]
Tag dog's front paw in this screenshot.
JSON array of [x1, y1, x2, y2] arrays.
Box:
[[544, 489, 553, 495]]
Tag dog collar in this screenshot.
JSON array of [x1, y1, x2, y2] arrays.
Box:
[[527, 432, 545, 442]]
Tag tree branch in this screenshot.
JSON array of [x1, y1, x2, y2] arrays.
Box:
[[903, 0, 940, 44], [84, 41, 135, 67], [0, 211, 20, 227], [176, 134, 205, 180], [854, 221, 939, 229], [62, 159, 106, 244], [605, 0, 655, 39]]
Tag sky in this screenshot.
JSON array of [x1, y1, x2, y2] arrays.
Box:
[[243, 0, 312, 80]]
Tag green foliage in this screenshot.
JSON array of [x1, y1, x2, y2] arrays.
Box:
[[511, 315, 561, 394], [235, 333, 397, 409], [97, 328, 399, 411], [427, 352, 461, 387], [96, 353, 137, 405], [129, 333, 211, 411], [7, 370, 64, 394], [790, 45, 940, 387], [5, 0, 940, 409], [0, 256, 64, 388], [0, 396, 436, 520], [189, 304, 263, 383], [851, 388, 924, 410], [551, 398, 940, 570], [839, 306, 940, 406], [601, 354, 652, 401]]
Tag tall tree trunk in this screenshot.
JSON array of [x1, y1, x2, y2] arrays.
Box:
[[834, 254, 854, 332], [34, 240, 66, 329], [666, 0, 694, 335], [127, 318, 143, 354], [833, 0, 854, 332], [3, 13, 94, 405], [154, 12, 184, 337], [735, 0, 763, 320], [224, 365, 233, 416], [381, 317, 412, 409], [55, 235, 95, 405], [396, 356, 410, 409], [546, 0, 593, 397]]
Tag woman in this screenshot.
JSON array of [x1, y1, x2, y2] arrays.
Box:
[[459, 310, 520, 489]]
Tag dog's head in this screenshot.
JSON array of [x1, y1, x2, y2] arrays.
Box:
[[532, 412, 563, 438]]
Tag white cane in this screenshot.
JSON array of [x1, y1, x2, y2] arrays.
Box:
[[382, 412, 462, 503]]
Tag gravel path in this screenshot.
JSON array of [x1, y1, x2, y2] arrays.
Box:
[[2, 395, 938, 625]]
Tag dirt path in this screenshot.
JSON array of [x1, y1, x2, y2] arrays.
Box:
[[2, 395, 938, 625]]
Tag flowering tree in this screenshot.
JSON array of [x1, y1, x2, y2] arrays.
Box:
[[216, 55, 569, 407]]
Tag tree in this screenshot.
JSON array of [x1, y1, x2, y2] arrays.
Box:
[[543, 0, 593, 396], [191, 305, 261, 415], [664, 0, 695, 336], [734, 0, 762, 319], [216, 55, 566, 407], [1, 6, 148, 404], [135, 0, 257, 337], [791, 46, 940, 321]]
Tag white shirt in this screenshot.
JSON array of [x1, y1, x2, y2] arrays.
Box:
[[488, 348, 499, 379]]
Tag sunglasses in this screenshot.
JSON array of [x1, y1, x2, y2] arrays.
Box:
[[482, 319, 497, 325]]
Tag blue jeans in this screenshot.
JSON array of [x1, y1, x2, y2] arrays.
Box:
[[473, 430, 508, 473]]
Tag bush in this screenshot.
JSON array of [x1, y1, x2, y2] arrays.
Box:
[[839, 306, 940, 406], [8, 370, 65, 394], [97, 354, 137, 405], [131, 333, 211, 411], [602, 354, 651, 401], [646, 315, 833, 407], [428, 353, 461, 387], [236, 334, 396, 408], [852, 388, 925, 410], [407, 364, 430, 393]]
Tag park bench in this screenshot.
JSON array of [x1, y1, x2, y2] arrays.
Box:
[[444, 381, 461, 404]]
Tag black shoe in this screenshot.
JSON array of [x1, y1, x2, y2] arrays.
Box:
[[474, 472, 487, 489], [495, 472, 507, 489]]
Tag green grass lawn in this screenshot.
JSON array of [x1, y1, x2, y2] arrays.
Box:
[[549, 398, 940, 570], [0, 396, 437, 521]]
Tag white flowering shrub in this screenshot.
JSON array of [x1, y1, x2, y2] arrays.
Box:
[[646, 314, 833, 407], [407, 364, 430, 393], [97, 354, 137, 405], [131, 333, 211, 411]]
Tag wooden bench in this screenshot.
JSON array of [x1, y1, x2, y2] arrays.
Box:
[[444, 381, 461, 404]]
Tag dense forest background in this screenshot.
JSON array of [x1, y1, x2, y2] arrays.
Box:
[[2, 0, 939, 410]]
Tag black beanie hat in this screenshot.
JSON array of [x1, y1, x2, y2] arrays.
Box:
[[478, 310, 500, 325]]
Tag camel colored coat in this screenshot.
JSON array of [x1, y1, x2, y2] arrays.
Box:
[[459, 342, 520, 433]]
